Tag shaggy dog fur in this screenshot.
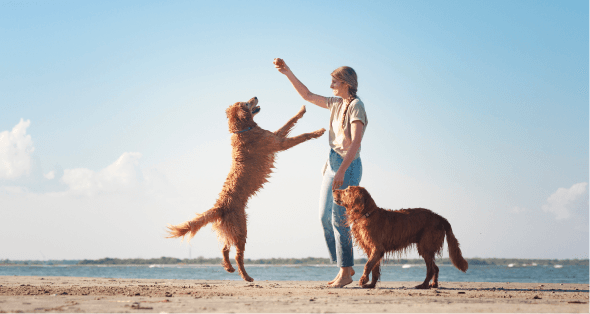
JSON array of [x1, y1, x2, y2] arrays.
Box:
[[167, 97, 325, 282], [333, 186, 468, 289]]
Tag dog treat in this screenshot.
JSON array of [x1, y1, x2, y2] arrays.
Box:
[[274, 58, 285, 67]]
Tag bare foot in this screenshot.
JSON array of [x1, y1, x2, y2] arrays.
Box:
[[327, 268, 355, 285], [327, 273, 340, 285], [329, 276, 353, 288]]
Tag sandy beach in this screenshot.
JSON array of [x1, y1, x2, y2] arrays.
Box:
[[0, 276, 587, 313]]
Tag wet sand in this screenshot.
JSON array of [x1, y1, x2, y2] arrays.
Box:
[[0, 276, 587, 313]]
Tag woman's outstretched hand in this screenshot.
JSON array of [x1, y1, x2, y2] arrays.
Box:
[[272, 57, 327, 109], [273, 58, 291, 75]]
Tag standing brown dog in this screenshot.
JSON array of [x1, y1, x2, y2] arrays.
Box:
[[167, 97, 325, 282], [333, 186, 468, 289]]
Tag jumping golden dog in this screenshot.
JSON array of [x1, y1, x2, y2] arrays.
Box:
[[167, 97, 325, 282], [333, 186, 468, 289]]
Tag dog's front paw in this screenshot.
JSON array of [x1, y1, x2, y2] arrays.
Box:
[[362, 283, 376, 289], [296, 105, 306, 118], [414, 283, 430, 289], [359, 275, 369, 287], [313, 128, 326, 137]]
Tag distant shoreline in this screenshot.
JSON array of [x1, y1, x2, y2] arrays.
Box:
[[2, 257, 588, 266]]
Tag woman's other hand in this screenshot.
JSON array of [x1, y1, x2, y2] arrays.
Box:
[[274, 58, 291, 75], [332, 121, 364, 191], [332, 169, 345, 191]]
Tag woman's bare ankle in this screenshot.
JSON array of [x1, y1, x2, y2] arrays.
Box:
[[328, 267, 349, 285], [343, 266, 354, 277]]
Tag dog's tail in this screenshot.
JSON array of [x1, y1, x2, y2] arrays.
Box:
[[166, 207, 222, 241], [443, 218, 468, 272]]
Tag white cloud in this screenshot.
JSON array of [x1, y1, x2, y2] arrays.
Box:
[[62, 152, 144, 196], [0, 119, 34, 180], [542, 182, 589, 220], [44, 171, 55, 180]]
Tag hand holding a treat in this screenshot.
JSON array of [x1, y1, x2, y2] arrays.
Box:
[[273, 58, 291, 75], [272, 57, 327, 109]]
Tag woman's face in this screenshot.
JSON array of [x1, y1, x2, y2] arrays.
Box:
[[330, 77, 349, 98]]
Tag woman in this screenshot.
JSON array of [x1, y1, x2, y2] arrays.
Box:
[[274, 58, 368, 288]]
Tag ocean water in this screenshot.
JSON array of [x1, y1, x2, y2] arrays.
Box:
[[0, 264, 587, 284]]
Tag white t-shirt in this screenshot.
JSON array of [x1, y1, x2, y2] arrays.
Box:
[[326, 97, 368, 160]]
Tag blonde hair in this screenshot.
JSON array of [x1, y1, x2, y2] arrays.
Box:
[[331, 66, 358, 129]]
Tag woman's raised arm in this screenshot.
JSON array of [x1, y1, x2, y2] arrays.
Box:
[[274, 58, 328, 109]]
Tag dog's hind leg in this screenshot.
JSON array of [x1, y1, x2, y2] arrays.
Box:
[[416, 252, 436, 289], [360, 250, 384, 288], [430, 262, 439, 288], [235, 241, 254, 282], [274, 105, 306, 137], [221, 243, 235, 273], [427, 226, 444, 288]]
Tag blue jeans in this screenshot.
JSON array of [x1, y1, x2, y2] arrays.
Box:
[[319, 149, 362, 267]]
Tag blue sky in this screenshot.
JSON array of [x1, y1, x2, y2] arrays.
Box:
[[1, 0, 588, 261]]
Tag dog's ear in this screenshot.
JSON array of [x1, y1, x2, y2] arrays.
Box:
[[361, 188, 369, 205], [226, 104, 238, 119], [351, 187, 365, 208], [226, 105, 239, 131], [226, 103, 252, 133], [232, 103, 251, 122], [359, 187, 375, 209], [226, 103, 251, 120]]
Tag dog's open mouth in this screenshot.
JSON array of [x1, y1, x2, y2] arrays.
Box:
[[246, 97, 260, 116]]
